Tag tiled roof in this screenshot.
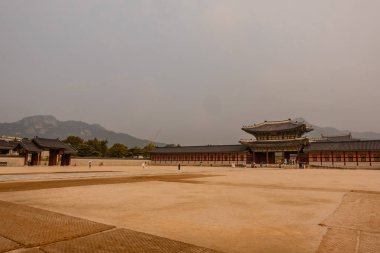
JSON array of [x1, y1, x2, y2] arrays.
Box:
[[61, 142, 77, 155], [312, 133, 359, 142], [242, 120, 312, 133], [240, 138, 309, 149], [150, 145, 248, 154], [17, 139, 43, 153], [305, 140, 380, 152], [0, 140, 17, 150], [33, 137, 69, 150], [32, 137, 77, 154]]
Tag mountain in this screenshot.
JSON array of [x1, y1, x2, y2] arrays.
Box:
[[0, 115, 165, 147], [294, 118, 380, 140], [2, 116, 380, 147]]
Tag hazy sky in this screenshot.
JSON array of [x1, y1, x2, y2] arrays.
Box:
[[1, 0, 380, 145]]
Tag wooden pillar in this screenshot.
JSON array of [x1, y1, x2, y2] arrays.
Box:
[[369, 151, 372, 166], [31, 153, 39, 166], [48, 151, 54, 166], [320, 151, 323, 166], [253, 152, 256, 164], [48, 152, 52, 166], [266, 151, 269, 165], [331, 151, 334, 166], [65, 155, 68, 166], [31, 154, 35, 166]]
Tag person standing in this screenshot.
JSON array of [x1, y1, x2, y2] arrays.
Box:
[[88, 161, 92, 168], [178, 163, 181, 170]]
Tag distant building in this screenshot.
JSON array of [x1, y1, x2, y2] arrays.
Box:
[[311, 133, 359, 142], [150, 145, 249, 166], [240, 120, 312, 165], [0, 137, 77, 166], [0, 139, 18, 155], [0, 135, 22, 142], [150, 119, 380, 168]]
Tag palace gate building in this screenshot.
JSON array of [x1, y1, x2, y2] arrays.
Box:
[[150, 119, 380, 168], [12, 137, 77, 166], [239, 120, 312, 165]]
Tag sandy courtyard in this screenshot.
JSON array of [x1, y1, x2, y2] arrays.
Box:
[[0, 166, 380, 253]]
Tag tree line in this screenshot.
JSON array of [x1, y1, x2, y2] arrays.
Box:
[[62, 136, 156, 158]]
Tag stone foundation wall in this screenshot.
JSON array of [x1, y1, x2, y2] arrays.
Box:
[[150, 160, 247, 166], [71, 158, 149, 167], [0, 156, 25, 167], [0, 157, 150, 167], [309, 161, 380, 169]]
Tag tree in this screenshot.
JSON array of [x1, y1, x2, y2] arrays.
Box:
[[107, 143, 129, 158], [143, 143, 156, 158], [63, 136, 84, 150], [77, 143, 101, 157], [165, 144, 181, 147], [129, 146, 144, 158], [86, 138, 108, 157]]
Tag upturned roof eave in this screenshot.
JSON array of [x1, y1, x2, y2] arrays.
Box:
[[242, 125, 306, 134], [240, 137, 309, 143]]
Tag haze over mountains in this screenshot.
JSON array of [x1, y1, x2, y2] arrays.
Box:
[[1, 116, 380, 147], [0, 115, 165, 147], [294, 118, 380, 140]]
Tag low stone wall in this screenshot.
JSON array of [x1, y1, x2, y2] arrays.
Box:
[[71, 158, 149, 167], [150, 160, 247, 167], [309, 161, 380, 169], [0, 156, 25, 167]]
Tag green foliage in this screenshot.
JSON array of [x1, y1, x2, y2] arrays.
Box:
[[144, 143, 156, 151], [142, 143, 156, 158], [165, 144, 181, 147], [63, 135, 157, 158], [85, 138, 108, 157], [129, 146, 144, 157], [64, 136, 107, 157], [107, 143, 129, 158], [77, 143, 101, 157], [63, 136, 84, 150]]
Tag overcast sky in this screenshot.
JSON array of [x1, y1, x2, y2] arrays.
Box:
[[1, 0, 379, 145]]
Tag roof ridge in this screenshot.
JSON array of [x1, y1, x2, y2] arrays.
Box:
[[34, 136, 61, 140], [157, 144, 242, 148], [240, 137, 308, 142], [311, 139, 380, 143], [321, 133, 351, 138], [242, 119, 303, 129]]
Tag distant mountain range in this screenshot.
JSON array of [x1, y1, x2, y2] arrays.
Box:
[[294, 118, 380, 140], [1, 116, 380, 148], [0, 115, 165, 147]]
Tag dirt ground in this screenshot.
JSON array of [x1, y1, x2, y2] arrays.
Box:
[[0, 166, 380, 253]]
